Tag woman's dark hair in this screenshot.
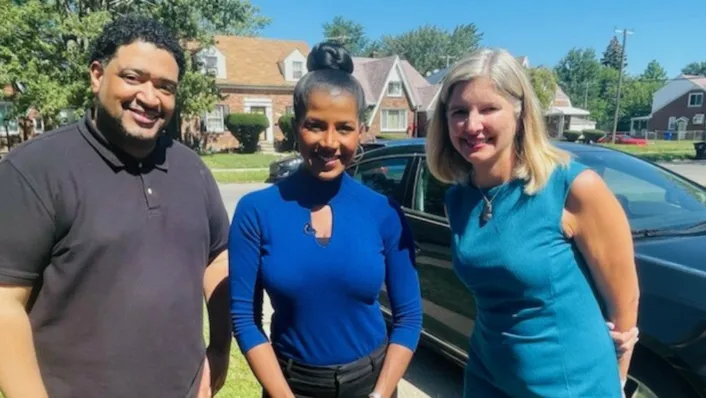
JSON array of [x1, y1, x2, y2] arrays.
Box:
[[89, 15, 186, 80], [293, 42, 366, 125]]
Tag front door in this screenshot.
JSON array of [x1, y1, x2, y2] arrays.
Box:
[[250, 106, 268, 141]]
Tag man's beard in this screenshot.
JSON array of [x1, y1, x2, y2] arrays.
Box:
[[94, 103, 159, 156]]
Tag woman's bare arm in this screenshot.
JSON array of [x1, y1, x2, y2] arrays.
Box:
[[563, 169, 640, 381]]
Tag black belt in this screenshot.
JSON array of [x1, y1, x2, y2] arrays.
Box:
[[277, 343, 387, 386]]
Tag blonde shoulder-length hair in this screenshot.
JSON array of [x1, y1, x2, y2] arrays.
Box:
[[425, 48, 571, 195]]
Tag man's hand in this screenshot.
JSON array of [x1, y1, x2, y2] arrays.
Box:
[[607, 322, 639, 359]]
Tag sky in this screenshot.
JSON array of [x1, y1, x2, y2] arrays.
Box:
[[255, 0, 703, 78]]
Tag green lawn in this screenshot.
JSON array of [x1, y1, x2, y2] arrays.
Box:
[[598, 140, 698, 161], [212, 170, 269, 184], [203, 314, 261, 398], [376, 133, 410, 141], [200, 153, 284, 169]]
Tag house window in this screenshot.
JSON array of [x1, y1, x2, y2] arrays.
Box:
[[387, 82, 402, 97], [381, 109, 408, 131], [688, 92, 703, 107], [292, 61, 303, 79], [694, 114, 704, 125], [204, 104, 228, 133], [203, 56, 218, 76]]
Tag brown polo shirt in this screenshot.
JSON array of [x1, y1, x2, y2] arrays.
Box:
[[0, 114, 230, 398]]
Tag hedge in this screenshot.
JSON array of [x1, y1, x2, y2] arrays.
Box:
[[225, 113, 269, 153]]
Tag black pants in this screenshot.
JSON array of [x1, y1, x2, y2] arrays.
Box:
[[263, 344, 398, 398]]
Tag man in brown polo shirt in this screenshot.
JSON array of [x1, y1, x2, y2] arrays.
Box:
[[0, 15, 231, 398]]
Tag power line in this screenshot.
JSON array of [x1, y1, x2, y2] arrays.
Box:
[[611, 28, 634, 144]]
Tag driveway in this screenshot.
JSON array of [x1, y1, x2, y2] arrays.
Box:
[[217, 160, 706, 397]]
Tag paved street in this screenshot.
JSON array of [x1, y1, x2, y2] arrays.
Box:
[[658, 160, 706, 186], [218, 161, 705, 398]]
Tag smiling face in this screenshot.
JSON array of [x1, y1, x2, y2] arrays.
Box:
[[446, 77, 519, 169], [90, 40, 179, 151], [298, 88, 361, 181]]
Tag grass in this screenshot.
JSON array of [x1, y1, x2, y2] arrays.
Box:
[[376, 133, 410, 141], [212, 170, 269, 184], [203, 312, 261, 398], [598, 140, 698, 162], [200, 153, 285, 169]]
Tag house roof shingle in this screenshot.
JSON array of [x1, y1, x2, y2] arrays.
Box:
[[211, 36, 309, 87]]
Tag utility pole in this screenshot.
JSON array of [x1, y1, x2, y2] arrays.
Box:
[[611, 28, 634, 144], [441, 55, 456, 68]]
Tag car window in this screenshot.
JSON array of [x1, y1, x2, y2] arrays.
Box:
[[414, 161, 450, 219], [351, 156, 411, 202], [575, 151, 706, 230]]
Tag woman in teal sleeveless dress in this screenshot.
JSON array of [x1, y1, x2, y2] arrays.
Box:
[[425, 48, 641, 397]]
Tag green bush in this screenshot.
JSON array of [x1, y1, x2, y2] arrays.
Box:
[[277, 114, 296, 152], [582, 129, 606, 142], [225, 113, 269, 153], [563, 130, 582, 142]]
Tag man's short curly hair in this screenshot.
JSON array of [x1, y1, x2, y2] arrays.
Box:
[[89, 15, 186, 80]]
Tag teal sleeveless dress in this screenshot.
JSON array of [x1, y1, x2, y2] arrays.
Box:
[[445, 161, 622, 397]]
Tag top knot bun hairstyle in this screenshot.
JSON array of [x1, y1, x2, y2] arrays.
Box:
[[293, 41, 366, 125]]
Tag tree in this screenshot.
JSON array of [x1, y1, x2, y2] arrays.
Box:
[[0, 0, 269, 132], [682, 61, 706, 76], [641, 60, 667, 82], [601, 36, 626, 70], [377, 23, 482, 75], [322, 16, 369, 56], [554, 48, 602, 105], [528, 67, 558, 110]]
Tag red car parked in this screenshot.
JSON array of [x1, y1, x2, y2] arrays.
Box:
[[597, 133, 648, 146]]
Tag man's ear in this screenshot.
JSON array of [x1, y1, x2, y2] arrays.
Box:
[[89, 61, 105, 94]]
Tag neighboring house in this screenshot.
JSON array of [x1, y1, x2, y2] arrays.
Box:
[[192, 36, 437, 151], [1, 84, 46, 150], [351, 56, 436, 140], [544, 85, 596, 137], [191, 36, 310, 151], [424, 56, 596, 138], [631, 74, 706, 140]]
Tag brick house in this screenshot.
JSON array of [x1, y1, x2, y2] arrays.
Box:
[[631, 74, 706, 140], [192, 36, 436, 151], [424, 56, 596, 138], [189, 36, 309, 151]]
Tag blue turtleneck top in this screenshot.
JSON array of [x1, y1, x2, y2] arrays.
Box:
[[228, 169, 423, 366]]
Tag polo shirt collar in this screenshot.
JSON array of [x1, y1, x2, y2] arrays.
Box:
[[78, 112, 170, 171]]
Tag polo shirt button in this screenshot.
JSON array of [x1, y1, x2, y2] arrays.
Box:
[[147, 188, 153, 195]]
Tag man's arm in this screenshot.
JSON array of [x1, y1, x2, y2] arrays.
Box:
[[0, 286, 48, 398], [203, 250, 231, 394], [0, 159, 56, 398]]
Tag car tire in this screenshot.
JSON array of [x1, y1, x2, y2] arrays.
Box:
[[625, 346, 699, 398]]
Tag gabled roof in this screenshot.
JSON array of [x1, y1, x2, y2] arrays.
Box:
[[210, 36, 309, 87], [352, 56, 397, 104], [352, 56, 436, 111], [424, 55, 530, 84], [683, 74, 706, 90]]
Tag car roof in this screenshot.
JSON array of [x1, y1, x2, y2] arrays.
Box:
[[359, 138, 617, 160]]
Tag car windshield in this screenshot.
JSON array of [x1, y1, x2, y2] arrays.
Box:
[[573, 149, 706, 232]]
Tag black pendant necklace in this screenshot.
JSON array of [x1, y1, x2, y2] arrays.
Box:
[[475, 178, 508, 224]]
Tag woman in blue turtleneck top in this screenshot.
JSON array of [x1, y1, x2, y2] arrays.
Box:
[[228, 42, 422, 398]]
